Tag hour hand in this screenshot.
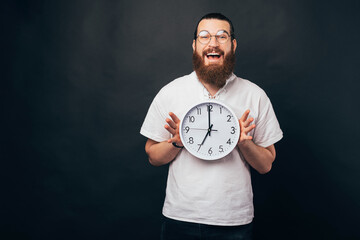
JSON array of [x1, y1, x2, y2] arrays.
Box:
[[198, 124, 213, 152]]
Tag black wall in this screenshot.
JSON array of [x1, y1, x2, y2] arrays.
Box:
[[3, 0, 360, 239]]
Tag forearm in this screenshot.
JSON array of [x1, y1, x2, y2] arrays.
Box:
[[145, 139, 182, 166], [237, 140, 276, 174]]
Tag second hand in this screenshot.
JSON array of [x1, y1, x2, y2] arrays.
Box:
[[190, 128, 217, 131]]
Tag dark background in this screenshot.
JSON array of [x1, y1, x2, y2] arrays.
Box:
[[2, 0, 360, 239]]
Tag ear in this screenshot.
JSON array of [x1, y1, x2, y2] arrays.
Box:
[[232, 39, 237, 52], [192, 40, 195, 52]]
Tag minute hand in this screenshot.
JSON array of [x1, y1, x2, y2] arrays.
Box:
[[208, 105, 211, 136], [198, 124, 213, 152]]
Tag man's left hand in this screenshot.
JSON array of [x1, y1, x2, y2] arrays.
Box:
[[238, 110, 256, 145]]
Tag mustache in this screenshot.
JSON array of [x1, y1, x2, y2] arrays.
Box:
[[203, 47, 224, 56]]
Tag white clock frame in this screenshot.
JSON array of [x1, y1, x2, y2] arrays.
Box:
[[179, 100, 240, 160]]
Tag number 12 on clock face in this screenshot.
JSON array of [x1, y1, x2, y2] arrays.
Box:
[[179, 100, 240, 161]]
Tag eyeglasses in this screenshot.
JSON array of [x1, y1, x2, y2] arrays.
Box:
[[196, 30, 231, 44]]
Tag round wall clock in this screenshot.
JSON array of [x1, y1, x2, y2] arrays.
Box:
[[180, 100, 240, 160]]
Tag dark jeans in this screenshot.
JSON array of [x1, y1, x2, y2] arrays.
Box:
[[161, 217, 253, 240]]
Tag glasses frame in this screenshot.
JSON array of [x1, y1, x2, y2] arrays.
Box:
[[196, 30, 232, 45]]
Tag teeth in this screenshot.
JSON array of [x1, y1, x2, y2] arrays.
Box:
[[207, 53, 220, 56]]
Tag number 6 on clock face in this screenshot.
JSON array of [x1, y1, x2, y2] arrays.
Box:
[[179, 100, 240, 160]]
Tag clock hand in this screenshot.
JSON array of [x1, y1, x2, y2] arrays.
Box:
[[190, 128, 217, 131], [197, 124, 213, 152], [208, 105, 211, 136]]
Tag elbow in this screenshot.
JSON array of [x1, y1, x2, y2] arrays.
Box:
[[145, 146, 155, 166], [145, 140, 165, 167], [148, 157, 162, 167], [258, 157, 275, 174], [146, 147, 165, 167], [146, 150, 160, 167], [258, 151, 276, 174], [258, 163, 272, 174]]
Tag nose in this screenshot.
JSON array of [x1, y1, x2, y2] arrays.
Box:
[[208, 36, 219, 47]]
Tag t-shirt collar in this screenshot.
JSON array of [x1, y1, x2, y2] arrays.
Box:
[[191, 71, 236, 100]]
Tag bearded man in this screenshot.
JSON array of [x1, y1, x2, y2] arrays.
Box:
[[140, 13, 283, 240]]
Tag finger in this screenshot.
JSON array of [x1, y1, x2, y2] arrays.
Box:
[[244, 117, 254, 128], [167, 135, 183, 146], [166, 118, 177, 129], [238, 134, 253, 144], [240, 110, 250, 122], [164, 124, 176, 135], [244, 135, 253, 140], [238, 119, 245, 131], [167, 137, 175, 143], [244, 124, 256, 134], [167, 137, 178, 143], [169, 112, 180, 124]]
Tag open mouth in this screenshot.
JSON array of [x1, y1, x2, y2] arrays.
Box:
[[206, 52, 222, 60]]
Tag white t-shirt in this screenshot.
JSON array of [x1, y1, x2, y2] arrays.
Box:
[[140, 72, 283, 226]]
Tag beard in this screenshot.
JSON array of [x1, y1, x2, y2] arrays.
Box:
[[192, 45, 235, 89]]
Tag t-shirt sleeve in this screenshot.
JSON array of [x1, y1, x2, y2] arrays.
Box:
[[140, 92, 171, 143], [253, 90, 283, 148]]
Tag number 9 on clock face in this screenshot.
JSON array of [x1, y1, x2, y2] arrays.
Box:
[[179, 100, 240, 160]]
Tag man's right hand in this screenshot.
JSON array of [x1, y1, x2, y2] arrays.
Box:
[[165, 112, 183, 147], [145, 112, 183, 166]]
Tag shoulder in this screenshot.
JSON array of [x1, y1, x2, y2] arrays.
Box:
[[237, 76, 265, 93], [229, 75, 267, 99], [160, 72, 196, 92], [155, 72, 197, 100], [151, 72, 196, 103], [225, 75, 272, 117]]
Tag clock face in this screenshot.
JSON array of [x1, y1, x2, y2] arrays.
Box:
[[180, 100, 240, 160]]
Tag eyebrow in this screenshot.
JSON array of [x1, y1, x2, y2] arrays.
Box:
[[198, 29, 230, 35]]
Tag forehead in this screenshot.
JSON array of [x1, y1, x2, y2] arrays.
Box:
[[197, 19, 231, 34]]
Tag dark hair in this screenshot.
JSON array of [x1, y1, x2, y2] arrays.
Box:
[[193, 13, 235, 40]]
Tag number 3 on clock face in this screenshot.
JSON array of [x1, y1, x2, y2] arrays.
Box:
[[179, 100, 240, 160]]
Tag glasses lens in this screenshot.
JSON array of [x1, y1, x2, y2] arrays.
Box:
[[198, 31, 210, 44], [216, 31, 229, 44]]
